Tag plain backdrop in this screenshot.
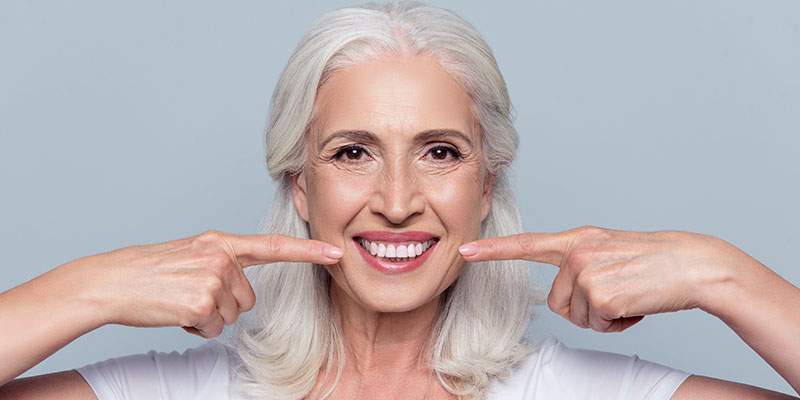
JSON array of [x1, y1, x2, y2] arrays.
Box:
[[1, 0, 798, 396]]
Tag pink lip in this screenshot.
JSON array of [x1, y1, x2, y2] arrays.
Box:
[[351, 234, 439, 275]]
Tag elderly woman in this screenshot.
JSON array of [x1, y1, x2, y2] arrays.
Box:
[[1, 2, 798, 400]]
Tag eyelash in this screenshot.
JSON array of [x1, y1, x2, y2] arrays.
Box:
[[331, 144, 463, 163]]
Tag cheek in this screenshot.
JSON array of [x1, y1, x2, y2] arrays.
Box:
[[305, 172, 372, 244], [421, 173, 483, 236]]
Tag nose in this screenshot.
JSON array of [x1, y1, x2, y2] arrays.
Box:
[[368, 158, 425, 224]]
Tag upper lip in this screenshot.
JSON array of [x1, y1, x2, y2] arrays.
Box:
[[353, 231, 439, 242]]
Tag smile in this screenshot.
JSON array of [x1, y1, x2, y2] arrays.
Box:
[[351, 232, 440, 274], [357, 238, 436, 261]]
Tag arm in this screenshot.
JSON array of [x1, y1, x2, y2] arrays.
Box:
[[0, 258, 109, 387], [0, 371, 97, 400], [0, 230, 342, 398], [458, 226, 800, 399], [673, 247, 800, 398]]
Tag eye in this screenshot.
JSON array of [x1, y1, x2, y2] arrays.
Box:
[[332, 145, 370, 162], [426, 145, 462, 162]]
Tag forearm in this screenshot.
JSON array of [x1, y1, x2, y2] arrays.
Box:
[[700, 257, 800, 395], [0, 260, 109, 386]]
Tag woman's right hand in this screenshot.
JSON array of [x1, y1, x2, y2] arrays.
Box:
[[71, 230, 343, 338]]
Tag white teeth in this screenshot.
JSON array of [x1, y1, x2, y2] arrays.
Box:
[[357, 238, 436, 260], [377, 243, 386, 257]]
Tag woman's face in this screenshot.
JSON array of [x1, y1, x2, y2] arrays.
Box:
[[292, 54, 493, 313]]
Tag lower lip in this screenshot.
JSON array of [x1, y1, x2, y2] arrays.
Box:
[[352, 238, 438, 275]]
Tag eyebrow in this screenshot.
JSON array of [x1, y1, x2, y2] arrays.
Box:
[[317, 128, 474, 151]]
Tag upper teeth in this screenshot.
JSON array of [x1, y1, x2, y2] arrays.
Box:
[[358, 238, 435, 259]]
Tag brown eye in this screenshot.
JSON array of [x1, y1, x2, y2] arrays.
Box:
[[427, 145, 462, 161], [333, 145, 369, 162]]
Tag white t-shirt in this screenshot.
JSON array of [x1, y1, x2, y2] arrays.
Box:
[[75, 335, 691, 399]]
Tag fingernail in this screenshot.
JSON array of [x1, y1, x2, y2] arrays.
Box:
[[458, 243, 478, 256], [324, 246, 343, 258]]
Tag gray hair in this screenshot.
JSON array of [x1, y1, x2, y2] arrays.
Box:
[[227, 2, 545, 399]]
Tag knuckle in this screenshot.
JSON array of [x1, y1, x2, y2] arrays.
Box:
[[591, 293, 618, 319], [546, 291, 557, 311], [546, 291, 566, 316], [198, 229, 224, 242], [516, 234, 536, 256], [190, 296, 216, 318], [202, 275, 224, 293], [580, 225, 611, 241], [240, 290, 256, 312], [226, 312, 240, 325], [202, 321, 224, 337], [208, 251, 232, 271], [199, 273, 225, 295], [263, 234, 284, 255], [191, 231, 223, 253], [566, 249, 593, 268], [566, 308, 585, 328], [575, 271, 595, 290], [589, 314, 608, 332], [586, 287, 607, 308], [240, 300, 255, 312], [580, 225, 602, 234]]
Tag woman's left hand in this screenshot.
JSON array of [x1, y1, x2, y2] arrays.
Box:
[[458, 225, 755, 333]]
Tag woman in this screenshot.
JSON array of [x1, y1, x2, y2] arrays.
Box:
[[1, 1, 798, 399]]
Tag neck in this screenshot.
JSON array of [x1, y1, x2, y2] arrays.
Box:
[[330, 283, 444, 376]]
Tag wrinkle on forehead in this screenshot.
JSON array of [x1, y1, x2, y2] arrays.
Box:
[[308, 54, 481, 150]]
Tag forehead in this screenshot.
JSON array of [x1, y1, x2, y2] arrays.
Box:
[[311, 54, 477, 142]]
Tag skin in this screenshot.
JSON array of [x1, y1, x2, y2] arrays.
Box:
[[291, 53, 491, 399], [291, 53, 800, 399], [1, 53, 797, 400], [462, 226, 800, 398], [0, 231, 345, 397]]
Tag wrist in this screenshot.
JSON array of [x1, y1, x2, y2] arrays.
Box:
[[50, 258, 116, 328], [695, 263, 739, 320], [695, 248, 768, 322]]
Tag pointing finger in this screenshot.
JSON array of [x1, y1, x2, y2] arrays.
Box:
[[458, 231, 576, 267], [221, 233, 343, 268]]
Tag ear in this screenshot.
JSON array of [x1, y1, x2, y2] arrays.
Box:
[[480, 172, 495, 222], [291, 170, 310, 223]]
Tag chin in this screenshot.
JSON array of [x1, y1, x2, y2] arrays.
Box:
[[331, 264, 458, 314], [356, 286, 435, 313]]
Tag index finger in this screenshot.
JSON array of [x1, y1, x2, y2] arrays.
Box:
[[458, 231, 576, 267], [222, 233, 343, 267]]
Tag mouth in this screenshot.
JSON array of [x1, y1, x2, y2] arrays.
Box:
[[351, 233, 440, 275]]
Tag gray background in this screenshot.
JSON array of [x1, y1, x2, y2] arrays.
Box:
[[1, 0, 798, 395]]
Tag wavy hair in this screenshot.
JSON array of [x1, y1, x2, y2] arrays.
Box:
[[226, 2, 546, 399]]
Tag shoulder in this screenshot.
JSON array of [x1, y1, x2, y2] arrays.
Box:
[[75, 339, 235, 400], [487, 335, 692, 400]]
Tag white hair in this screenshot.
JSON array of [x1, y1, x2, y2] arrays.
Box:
[[226, 1, 546, 399]]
